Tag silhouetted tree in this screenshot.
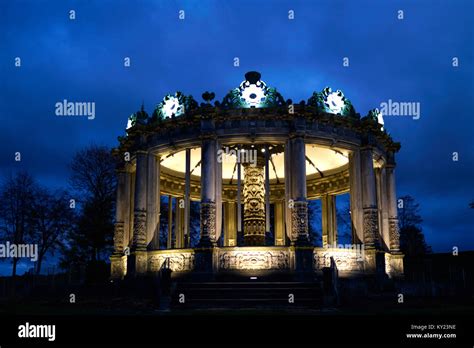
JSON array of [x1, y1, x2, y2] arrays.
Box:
[[0, 172, 37, 277], [398, 195, 423, 230], [70, 145, 116, 203], [61, 145, 116, 272], [397, 195, 431, 256], [30, 189, 75, 274]]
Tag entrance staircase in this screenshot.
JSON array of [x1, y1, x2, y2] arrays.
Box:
[[170, 277, 323, 310]]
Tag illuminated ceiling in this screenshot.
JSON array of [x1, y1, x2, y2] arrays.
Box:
[[160, 145, 349, 180]]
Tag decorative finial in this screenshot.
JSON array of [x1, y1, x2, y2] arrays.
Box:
[[245, 71, 261, 84], [202, 91, 215, 103]]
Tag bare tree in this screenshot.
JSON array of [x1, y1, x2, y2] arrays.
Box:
[[30, 189, 75, 274], [397, 195, 431, 256], [70, 145, 116, 203], [398, 195, 423, 230], [0, 172, 37, 277], [64, 145, 117, 263]]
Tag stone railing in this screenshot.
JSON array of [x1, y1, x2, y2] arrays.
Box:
[[144, 246, 371, 274]]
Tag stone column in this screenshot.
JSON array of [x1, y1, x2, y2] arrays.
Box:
[[385, 151, 403, 277], [321, 194, 337, 247], [111, 169, 131, 279], [224, 201, 237, 246], [243, 156, 266, 246], [123, 167, 132, 250], [284, 139, 292, 242], [184, 149, 191, 248], [386, 152, 401, 253], [146, 153, 160, 250], [349, 150, 364, 244], [237, 159, 242, 240], [167, 195, 173, 249], [199, 137, 217, 247], [215, 141, 223, 243], [175, 198, 184, 248], [113, 170, 128, 255], [290, 135, 309, 245], [129, 151, 148, 275], [375, 167, 390, 250], [128, 172, 136, 247], [274, 200, 285, 246], [360, 148, 381, 274], [264, 147, 270, 234], [360, 148, 379, 249]]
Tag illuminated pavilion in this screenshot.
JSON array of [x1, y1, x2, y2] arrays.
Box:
[[110, 71, 403, 280]]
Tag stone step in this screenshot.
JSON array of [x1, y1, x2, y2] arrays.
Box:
[[172, 298, 322, 309], [176, 281, 320, 288], [170, 281, 323, 309]]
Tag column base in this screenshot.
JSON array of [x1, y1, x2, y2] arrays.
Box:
[[294, 234, 311, 247], [127, 250, 148, 276], [385, 252, 404, 278], [110, 254, 127, 280], [244, 234, 265, 246], [364, 249, 387, 276], [294, 246, 314, 272], [197, 236, 216, 248], [194, 248, 214, 272]]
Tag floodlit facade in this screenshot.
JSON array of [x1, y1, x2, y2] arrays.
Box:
[[110, 72, 403, 279]]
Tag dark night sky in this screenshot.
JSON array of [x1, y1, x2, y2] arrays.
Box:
[[1, 0, 473, 260]]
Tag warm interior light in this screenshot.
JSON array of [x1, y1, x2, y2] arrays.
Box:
[[160, 145, 349, 179]]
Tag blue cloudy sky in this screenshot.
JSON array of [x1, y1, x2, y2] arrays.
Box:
[[1, 0, 473, 265]]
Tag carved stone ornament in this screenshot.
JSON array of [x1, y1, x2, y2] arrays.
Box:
[[291, 201, 309, 241], [200, 202, 217, 243], [389, 218, 401, 252], [313, 248, 363, 271], [132, 210, 147, 249], [149, 252, 195, 272], [113, 221, 125, 253], [218, 249, 290, 270], [363, 207, 379, 249]]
